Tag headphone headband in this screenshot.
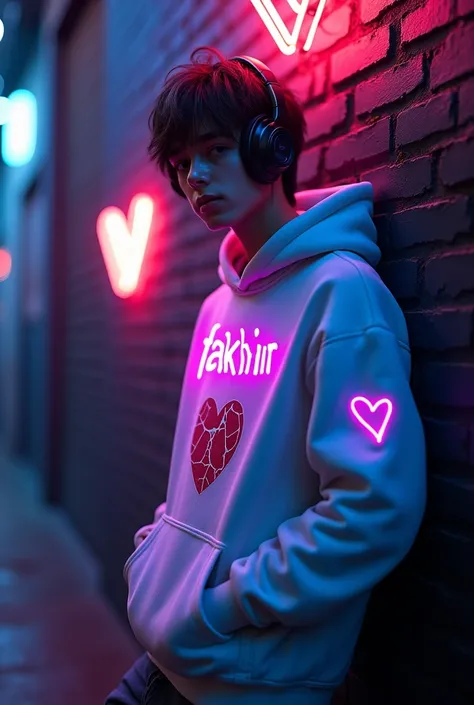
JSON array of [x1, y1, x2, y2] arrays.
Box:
[[229, 54, 295, 185], [229, 55, 282, 123]]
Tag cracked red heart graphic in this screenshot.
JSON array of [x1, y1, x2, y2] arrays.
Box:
[[191, 398, 244, 494]]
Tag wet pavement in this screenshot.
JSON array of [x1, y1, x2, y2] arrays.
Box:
[[0, 452, 140, 705]]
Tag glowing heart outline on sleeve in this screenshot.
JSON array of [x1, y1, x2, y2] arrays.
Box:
[[350, 396, 393, 444]]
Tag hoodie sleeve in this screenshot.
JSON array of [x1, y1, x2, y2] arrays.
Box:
[[202, 326, 427, 634], [133, 501, 167, 549]]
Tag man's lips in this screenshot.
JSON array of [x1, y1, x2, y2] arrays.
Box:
[[198, 197, 223, 211]]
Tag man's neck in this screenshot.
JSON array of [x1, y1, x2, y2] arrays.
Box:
[[234, 196, 299, 262]]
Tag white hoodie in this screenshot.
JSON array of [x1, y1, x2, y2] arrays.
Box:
[[124, 182, 427, 705]]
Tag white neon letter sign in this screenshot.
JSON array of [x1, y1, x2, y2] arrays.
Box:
[[249, 0, 327, 55]]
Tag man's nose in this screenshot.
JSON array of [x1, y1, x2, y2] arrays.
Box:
[[187, 162, 210, 189]]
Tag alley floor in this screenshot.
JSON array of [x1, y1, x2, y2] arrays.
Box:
[[0, 450, 140, 705]]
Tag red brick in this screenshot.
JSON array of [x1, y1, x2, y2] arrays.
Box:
[[291, 62, 327, 104], [231, 10, 262, 54], [355, 56, 424, 115], [401, 0, 452, 44], [389, 197, 470, 248], [266, 48, 300, 85], [431, 23, 474, 89], [459, 77, 474, 124], [439, 136, 474, 185], [331, 27, 391, 84], [305, 94, 348, 141], [458, 0, 474, 16], [424, 252, 474, 297], [325, 117, 390, 172], [396, 93, 454, 147], [405, 309, 473, 349], [362, 156, 432, 200], [313, 4, 351, 52], [360, 0, 400, 23], [297, 145, 322, 184]]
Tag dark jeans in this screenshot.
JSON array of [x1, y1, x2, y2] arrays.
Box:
[[105, 653, 192, 705]]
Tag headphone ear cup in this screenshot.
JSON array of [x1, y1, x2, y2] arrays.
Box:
[[239, 114, 268, 183], [240, 114, 295, 185]]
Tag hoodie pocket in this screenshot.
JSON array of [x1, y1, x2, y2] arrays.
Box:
[[124, 514, 245, 678]]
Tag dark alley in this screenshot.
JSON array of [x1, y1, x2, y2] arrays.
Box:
[[0, 450, 139, 703]]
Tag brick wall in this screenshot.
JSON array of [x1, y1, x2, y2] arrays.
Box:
[[53, 0, 474, 701]]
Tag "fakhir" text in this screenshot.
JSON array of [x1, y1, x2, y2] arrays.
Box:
[[197, 323, 279, 379]]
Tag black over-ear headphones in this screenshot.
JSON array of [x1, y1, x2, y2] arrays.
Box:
[[169, 55, 295, 197], [230, 55, 295, 184]]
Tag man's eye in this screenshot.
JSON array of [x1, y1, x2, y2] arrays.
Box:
[[212, 145, 229, 154], [175, 146, 229, 172]]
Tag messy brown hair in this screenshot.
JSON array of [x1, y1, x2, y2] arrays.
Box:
[[147, 46, 307, 207]]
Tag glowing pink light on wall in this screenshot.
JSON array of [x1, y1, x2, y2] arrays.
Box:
[[96, 194, 153, 298], [249, 0, 327, 55], [0, 248, 12, 281], [350, 396, 393, 444]]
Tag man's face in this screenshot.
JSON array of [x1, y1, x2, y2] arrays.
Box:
[[169, 127, 269, 231]]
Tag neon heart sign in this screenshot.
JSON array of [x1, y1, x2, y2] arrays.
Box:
[[350, 396, 393, 444], [0, 249, 11, 282], [96, 194, 153, 298], [250, 0, 327, 55]]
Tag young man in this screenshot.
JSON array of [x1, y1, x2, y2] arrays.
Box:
[[106, 46, 426, 705]]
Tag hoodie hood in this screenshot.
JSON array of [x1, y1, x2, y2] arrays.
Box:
[[218, 181, 381, 295]]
